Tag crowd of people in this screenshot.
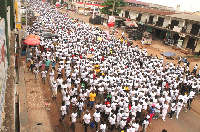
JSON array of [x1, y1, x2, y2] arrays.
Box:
[[27, 1, 199, 132]]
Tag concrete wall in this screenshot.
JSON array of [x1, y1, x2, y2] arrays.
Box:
[[163, 17, 170, 28], [153, 15, 158, 24], [119, 10, 125, 17], [141, 13, 148, 23], [179, 20, 184, 27], [0, 18, 8, 128], [186, 22, 193, 34], [129, 11, 137, 20]]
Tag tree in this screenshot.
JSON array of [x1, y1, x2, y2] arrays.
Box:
[[101, 0, 126, 15]]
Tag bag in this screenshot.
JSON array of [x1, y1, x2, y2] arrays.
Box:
[[90, 121, 94, 128]]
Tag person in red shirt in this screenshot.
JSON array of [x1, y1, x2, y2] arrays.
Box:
[[101, 56, 105, 62], [79, 54, 82, 59]]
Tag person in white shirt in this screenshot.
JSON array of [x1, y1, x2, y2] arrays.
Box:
[[70, 110, 77, 132], [120, 117, 127, 131], [162, 101, 169, 121], [153, 103, 161, 119], [41, 70, 47, 84], [142, 117, 149, 132], [183, 93, 189, 113], [117, 110, 123, 127], [169, 101, 176, 119], [98, 86, 104, 103], [57, 77, 63, 92], [93, 109, 101, 131], [63, 93, 70, 115], [52, 81, 57, 99], [77, 99, 84, 122], [82, 110, 91, 132], [34, 68, 39, 83], [59, 103, 66, 122], [176, 100, 183, 119], [49, 69, 55, 84], [100, 121, 106, 132], [109, 114, 116, 131]]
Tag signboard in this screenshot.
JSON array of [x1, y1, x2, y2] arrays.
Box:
[[108, 16, 115, 27], [0, 19, 8, 127], [56, 2, 60, 7]]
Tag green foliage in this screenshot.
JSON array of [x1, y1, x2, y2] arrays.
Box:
[[101, 0, 126, 15]]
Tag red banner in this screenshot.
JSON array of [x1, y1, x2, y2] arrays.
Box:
[[108, 16, 115, 27]]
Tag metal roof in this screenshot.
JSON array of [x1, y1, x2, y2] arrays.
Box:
[[93, 0, 104, 3], [124, 0, 149, 6], [166, 14, 200, 22], [118, 7, 177, 16]]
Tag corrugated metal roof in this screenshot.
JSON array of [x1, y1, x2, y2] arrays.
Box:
[[166, 14, 200, 22], [118, 7, 177, 16], [93, 0, 104, 3], [124, 0, 149, 6]]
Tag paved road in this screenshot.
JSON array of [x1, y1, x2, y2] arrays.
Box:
[[59, 10, 200, 132], [147, 109, 200, 132]]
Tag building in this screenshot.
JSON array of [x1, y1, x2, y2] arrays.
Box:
[[0, 0, 15, 128], [118, 6, 200, 52], [68, 0, 104, 9], [148, 3, 175, 12], [124, 0, 149, 7]]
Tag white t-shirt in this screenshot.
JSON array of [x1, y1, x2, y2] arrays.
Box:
[[41, 71, 47, 78], [52, 83, 57, 91], [100, 124, 106, 132], [93, 112, 101, 122], [71, 112, 78, 123], [60, 106, 66, 115], [83, 114, 91, 124], [63, 95, 70, 105], [34, 70, 39, 75], [57, 78, 63, 85], [77, 102, 84, 110]]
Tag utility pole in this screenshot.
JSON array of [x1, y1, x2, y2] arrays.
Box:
[[92, 5, 95, 19], [109, 0, 115, 34], [111, 0, 115, 16], [84, 0, 85, 15]]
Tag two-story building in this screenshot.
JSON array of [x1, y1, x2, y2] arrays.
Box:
[[118, 6, 200, 52], [124, 0, 149, 7], [68, 0, 104, 9]]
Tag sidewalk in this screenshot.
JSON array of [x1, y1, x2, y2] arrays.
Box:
[[18, 58, 52, 132], [18, 64, 30, 132]]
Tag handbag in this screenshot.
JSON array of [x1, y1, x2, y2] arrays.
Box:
[[90, 121, 94, 128]]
